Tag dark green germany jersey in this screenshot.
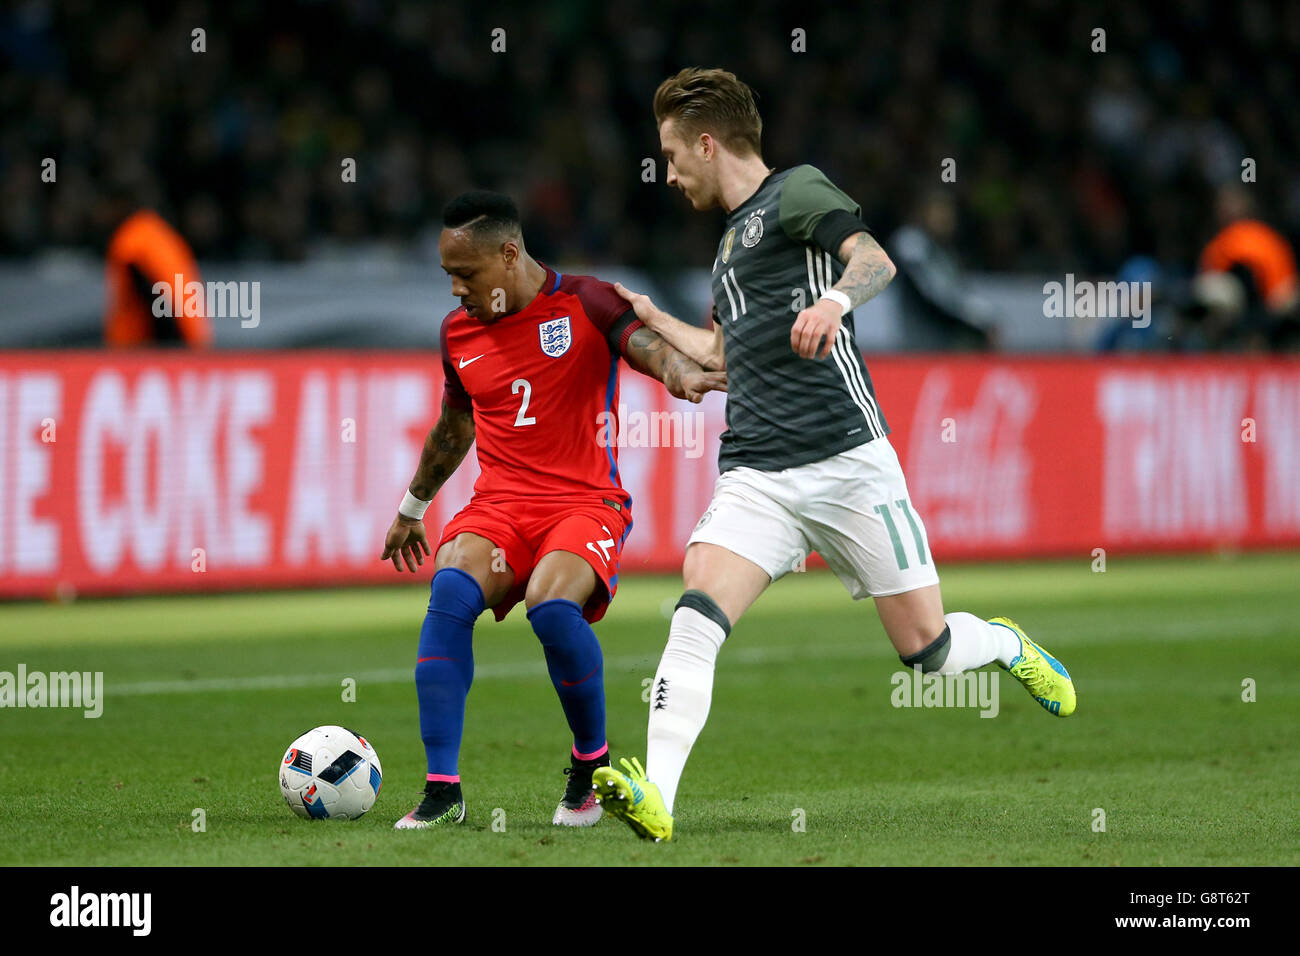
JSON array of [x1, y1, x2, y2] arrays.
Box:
[[711, 165, 889, 473]]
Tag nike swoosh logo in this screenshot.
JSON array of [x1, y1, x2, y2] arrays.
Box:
[[561, 665, 601, 688], [459, 354, 485, 368]]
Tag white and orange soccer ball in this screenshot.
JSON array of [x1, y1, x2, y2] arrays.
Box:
[[279, 725, 383, 820]]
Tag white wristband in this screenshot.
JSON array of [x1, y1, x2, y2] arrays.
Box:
[[398, 490, 432, 520], [820, 289, 852, 316]]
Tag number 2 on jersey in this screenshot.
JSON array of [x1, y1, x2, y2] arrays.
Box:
[[511, 378, 536, 426]]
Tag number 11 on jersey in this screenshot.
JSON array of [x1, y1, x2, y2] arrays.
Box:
[[873, 499, 929, 570]]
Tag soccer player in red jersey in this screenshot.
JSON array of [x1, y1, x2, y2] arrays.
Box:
[[381, 191, 723, 829]]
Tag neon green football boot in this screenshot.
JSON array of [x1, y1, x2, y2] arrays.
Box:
[[592, 757, 673, 842], [991, 617, 1077, 717]]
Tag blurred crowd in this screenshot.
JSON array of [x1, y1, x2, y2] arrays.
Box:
[[3, 0, 1299, 348]]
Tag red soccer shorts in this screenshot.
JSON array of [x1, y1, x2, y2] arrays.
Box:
[[436, 495, 632, 624]]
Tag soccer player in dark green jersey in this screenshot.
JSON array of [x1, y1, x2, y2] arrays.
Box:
[[594, 68, 1077, 842]]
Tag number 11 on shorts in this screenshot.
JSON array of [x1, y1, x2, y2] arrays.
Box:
[[873, 499, 929, 570]]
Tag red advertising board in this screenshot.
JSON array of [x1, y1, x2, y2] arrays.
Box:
[[1, 352, 1297, 598]]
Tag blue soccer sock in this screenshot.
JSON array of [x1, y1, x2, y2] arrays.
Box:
[[526, 598, 608, 758], [415, 567, 484, 780]]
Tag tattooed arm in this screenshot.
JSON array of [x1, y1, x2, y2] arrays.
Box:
[[622, 325, 727, 403], [789, 231, 897, 360], [614, 282, 726, 371], [380, 400, 476, 572], [408, 401, 476, 500], [832, 231, 897, 309]]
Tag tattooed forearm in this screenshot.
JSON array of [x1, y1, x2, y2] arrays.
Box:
[[625, 326, 707, 391], [834, 232, 896, 309], [663, 350, 695, 394], [635, 307, 725, 370], [409, 400, 475, 500]]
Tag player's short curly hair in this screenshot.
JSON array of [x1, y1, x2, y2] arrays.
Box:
[[653, 67, 762, 157], [442, 190, 521, 245]]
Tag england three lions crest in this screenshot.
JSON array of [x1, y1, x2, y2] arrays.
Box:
[[539, 316, 572, 357]]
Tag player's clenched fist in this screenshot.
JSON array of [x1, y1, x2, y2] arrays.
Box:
[[674, 369, 727, 403], [381, 514, 431, 572], [790, 299, 842, 360]]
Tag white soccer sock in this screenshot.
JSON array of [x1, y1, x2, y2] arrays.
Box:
[[937, 611, 1022, 672], [646, 606, 727, 815]]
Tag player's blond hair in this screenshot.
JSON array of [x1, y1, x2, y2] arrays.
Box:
[[653, 68, 762, 157]]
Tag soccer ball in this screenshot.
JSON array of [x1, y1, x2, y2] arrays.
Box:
[[279, 725, 383, 820]]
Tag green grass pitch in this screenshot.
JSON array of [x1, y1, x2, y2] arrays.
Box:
[[1, 552, 1297, 866]]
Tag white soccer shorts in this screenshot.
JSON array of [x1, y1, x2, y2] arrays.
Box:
[[686, 437, 940, 598]]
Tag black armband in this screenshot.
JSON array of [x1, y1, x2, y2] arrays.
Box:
[[605, 308, 644, 357], [814, 209, 873, 259]]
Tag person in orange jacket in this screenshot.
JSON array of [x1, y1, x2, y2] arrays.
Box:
[[1199, 185, 1299, 315], [104, 208, 213, 348]]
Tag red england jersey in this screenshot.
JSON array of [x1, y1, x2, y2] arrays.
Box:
[[440, 265, 642, 505]]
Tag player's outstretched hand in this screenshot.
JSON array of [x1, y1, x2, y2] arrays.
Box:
[[614, 282, 663, 327], [676, 369, 728, 403], [790, 299, 843, 360], [381, 514, 430, 572]]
